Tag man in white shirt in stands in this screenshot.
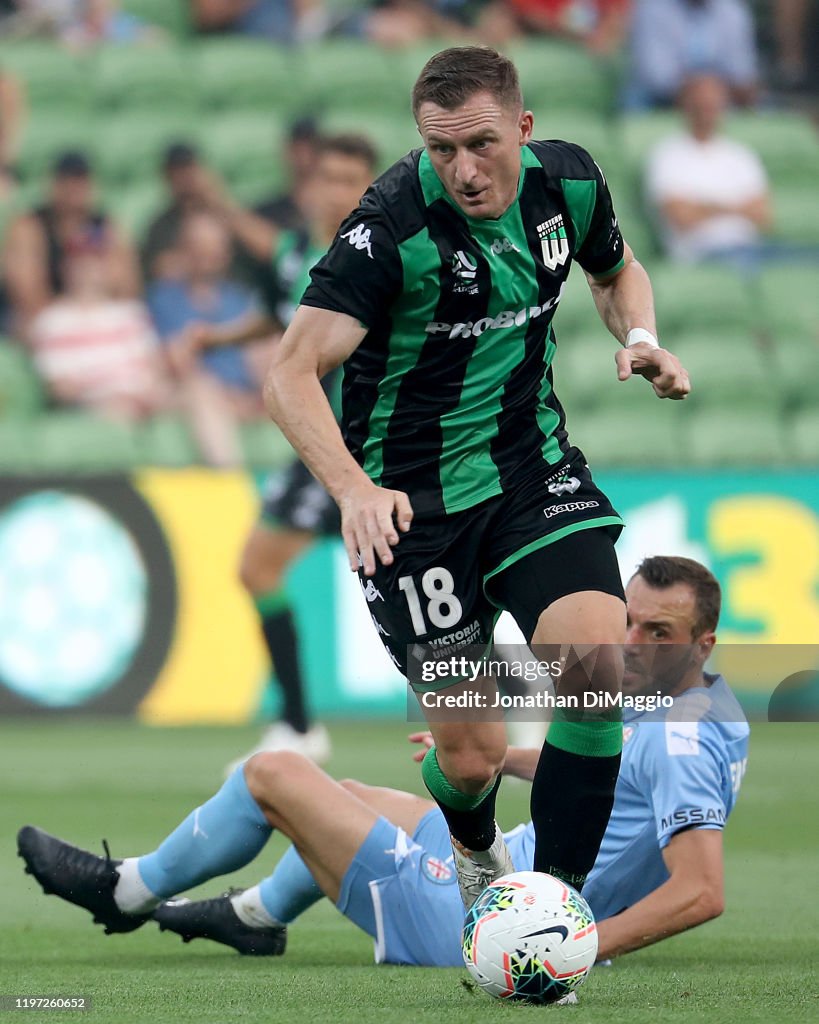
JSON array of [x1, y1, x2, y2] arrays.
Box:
[[645, 73, 772, 264]]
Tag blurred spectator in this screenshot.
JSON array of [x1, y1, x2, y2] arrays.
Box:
[[645, 74, 771, 264], [253, 116, 320, 233], [27, 237, 171, 419], [190, 0, 327, 43], [141, 142, 209, 283], [479, 0, 629, 53], [61, 0, 164, 47], [625, 0, 759, 109], [363, 0, 478, 47], [0, 64, 25, 200], [147, 210, 270, 466], [2, 151, 141, 335], [773, 0, 810, 92]]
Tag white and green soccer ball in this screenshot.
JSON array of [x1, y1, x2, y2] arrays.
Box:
[[462, 871, 598, 1004]]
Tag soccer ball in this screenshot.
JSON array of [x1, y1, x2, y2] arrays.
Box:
[[462, 871, 598, 1004]]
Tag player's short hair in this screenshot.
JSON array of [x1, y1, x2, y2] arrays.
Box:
[[411, 46, 523, 119], [318, 133, 379, 173], [633, 556, 722, 636]]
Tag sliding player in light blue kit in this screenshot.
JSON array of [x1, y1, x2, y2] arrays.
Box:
[[18, 557, 748, 966]]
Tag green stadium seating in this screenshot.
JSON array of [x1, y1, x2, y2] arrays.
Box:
[[726, 112, 819, 188], [92, 45, 196, 113], [0, 44, 91, 113], [240, 422, 294, 470], [787, 408, 819, 463], [195, 40, 295, 114], [651, 263, 754, 334], [753, 265, 819, 340], [667, 331, 774, 410], [0, 419, 37, 472], [771, 183, 819, 245], [121, 0, 190, 38], [321, 110, 419, 170], [26, 412, 141, 471], [769, 336, 819, 409], [685, 407, 787, 466], [508, 40, 614, 116], [94, 112, 200, 187], [17, 114, 96, 183], [570, 405, 688, 467], [300, 41, 407, 115], [0, 343, 44, 419], [201, 113, 287, 194], [550, 267, 602, 335], [105, 182, 165, 241], [136, 415, 199, 466]]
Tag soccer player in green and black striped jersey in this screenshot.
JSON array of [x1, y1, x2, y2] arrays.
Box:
[[176, 135, 378, 771], [264, 47, 691, 908]]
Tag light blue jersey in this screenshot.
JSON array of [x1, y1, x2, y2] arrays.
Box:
[[345, 674, 749, 966]]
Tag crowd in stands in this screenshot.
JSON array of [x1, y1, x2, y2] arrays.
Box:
[[0, 0, 817, 467]]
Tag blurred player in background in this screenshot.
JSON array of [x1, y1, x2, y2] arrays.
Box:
[[18, 557, 749, 969], [175, 134, 379, 766]]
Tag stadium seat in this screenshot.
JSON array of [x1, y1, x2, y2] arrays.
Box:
[[300, 42, 407, 115], [685, 407, 786, 466], [0, 419, 36, 472], [94, 112, 201, 187], [321, 110, 419, 170], [121, 0, 190, 38], [136, 416, 199, 466], [195, 40, 296, 114], [240, 422, 295, 470], [769, 335, 819, 410], [0, 342, 44, 418], [667, 331, 774, 410], [17, 114, 96, 183], [0, 44, 91, 113], [550, 268, 603, 336], [201, 113, 287, 195], [570, 405, 689, 467], [726, 112, 819, 188], [770, 183, 819, 245], [508, 40, 614, 116], [92, 46, 197, 113], [754, 265, 819, 340], [105, 183, 166, 241], [650, 263, 754, 334], [787, 408, 819, 463], [28, 412, 141, 471]]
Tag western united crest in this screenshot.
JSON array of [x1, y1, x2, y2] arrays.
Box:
[[537, 215, 570, 272]]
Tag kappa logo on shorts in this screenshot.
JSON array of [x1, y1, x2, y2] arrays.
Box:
[[421, 854, 456, 885], [340, 223, 374, 259], [370, 613, 390, 638], [361, 579, 384, 603], [542, 500, 600, 519]]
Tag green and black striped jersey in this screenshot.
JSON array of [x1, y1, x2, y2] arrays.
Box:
[[302, 141, 625, 516]]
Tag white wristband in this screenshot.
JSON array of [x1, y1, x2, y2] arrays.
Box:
[[625, 328, 659, 349]]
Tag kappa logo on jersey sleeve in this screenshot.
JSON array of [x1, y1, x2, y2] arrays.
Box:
[[340, 223, 374, 259]]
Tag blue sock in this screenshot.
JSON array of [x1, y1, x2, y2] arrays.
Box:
[[258, 845, 324, 924], [138, 768, 271, 898]]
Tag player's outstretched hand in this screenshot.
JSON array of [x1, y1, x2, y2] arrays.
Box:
[[340, 480, 413, 577], [409, 731, 434, 762], [615, 343, 691, 400]]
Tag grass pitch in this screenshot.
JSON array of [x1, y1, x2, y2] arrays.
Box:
[[1, 720, 817, 1024]]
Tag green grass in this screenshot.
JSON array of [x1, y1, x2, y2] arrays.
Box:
[[1, 721, 818, 1023]]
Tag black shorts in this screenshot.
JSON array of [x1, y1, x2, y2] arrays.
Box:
[[358, 448, 625, 688], [260, 460, 341, 536]]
